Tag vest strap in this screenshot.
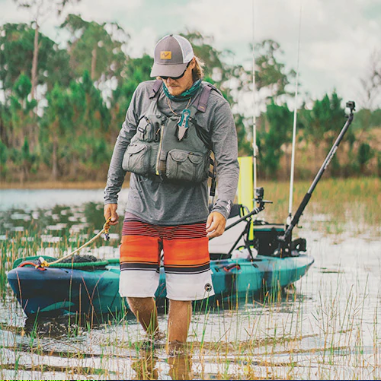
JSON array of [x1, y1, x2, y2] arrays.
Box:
[[196, 85, 212, 113]]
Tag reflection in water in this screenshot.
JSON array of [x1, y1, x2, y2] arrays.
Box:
[[168, 354, 192, 381], [130, 350, 192, 380], [131, 352, 158, 380]]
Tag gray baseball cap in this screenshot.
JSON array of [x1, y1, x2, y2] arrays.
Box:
[[150, 34, 194, 77]]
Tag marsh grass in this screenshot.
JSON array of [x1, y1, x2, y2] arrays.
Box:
[[260, 177, 381, 237], [0, 278, 379, 380], [0, 178, 380, 379]]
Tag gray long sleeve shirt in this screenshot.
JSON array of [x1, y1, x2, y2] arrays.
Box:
[[104, 80, 239, 225]]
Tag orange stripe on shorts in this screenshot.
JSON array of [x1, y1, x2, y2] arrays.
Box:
[[120, 235, 160, 266], [120, 218, 210, 274], [163, 237, 209, 267]]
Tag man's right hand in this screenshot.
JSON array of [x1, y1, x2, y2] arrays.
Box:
[[104, 204, 119, 226]]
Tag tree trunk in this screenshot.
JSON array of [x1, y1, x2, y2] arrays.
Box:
[[70, 156, 77, 179], [31, 22, 39, 100], [19, 169, 25, 185], [52, 138, 58, 180], [91, 46, 97, 80]]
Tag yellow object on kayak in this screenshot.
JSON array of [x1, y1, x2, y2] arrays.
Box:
[[237, 157, 253, 211]]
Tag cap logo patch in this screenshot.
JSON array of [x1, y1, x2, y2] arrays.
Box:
[[160, 51, 172, 60]]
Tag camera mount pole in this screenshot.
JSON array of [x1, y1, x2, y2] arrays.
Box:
[[219, 187, 272, 259], [223, 188, 272, 234], [278, 101, 356, 248]]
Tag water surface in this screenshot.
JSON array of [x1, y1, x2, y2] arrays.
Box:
[[0, 189, 380, 380]]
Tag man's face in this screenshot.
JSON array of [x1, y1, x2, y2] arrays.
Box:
[[162, 58, 196, 97]]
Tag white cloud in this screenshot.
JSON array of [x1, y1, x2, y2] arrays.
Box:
[[126, 26, 157, 58]]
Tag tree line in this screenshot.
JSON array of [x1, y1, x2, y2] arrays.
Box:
[[1, 15, 380, 184]]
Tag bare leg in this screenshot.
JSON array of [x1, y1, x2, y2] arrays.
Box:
[[127, 297, 159, 336], [168, 300, 192, 344]]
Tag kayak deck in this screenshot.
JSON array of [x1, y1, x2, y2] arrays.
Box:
[[7, 254, 314, 317]]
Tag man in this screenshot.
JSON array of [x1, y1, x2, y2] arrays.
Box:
[[104, 34, 239, 351]]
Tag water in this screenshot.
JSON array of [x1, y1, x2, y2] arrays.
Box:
[[0, 189, 380, 380], [0, 189, 129, 212]]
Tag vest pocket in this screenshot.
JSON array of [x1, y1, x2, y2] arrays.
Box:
[[136, 117, 156, 142], [166, 149, 208, 183], [122, 143, 151, 175]]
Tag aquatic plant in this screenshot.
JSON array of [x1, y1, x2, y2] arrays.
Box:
[[0, 178, 380, 379]]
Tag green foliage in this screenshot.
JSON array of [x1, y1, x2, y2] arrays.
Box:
[[234, 114, 252, 156], [351, 108, 381, 131], [254, 39, 296, 102], [0, 22, 379, 182], [38, 70, 112, 179], [302, 92, 345, 142], [0, 140, 7, 164], [90, 139, 110, 167], [39, 82, 72, 178], [61, 14, 129, 83], [2, 72, 39, 182], [7, 136, 39, 180], [11, 74, 37, 112], [259, 102, 293, 175], [124, 54, 153, 84], [22, 136, 30, 160], [300, 92, 356, 165], [13, 73, 32, 99], [0, 23, 35, 93], [0, 23, 72, 94], [0, 140, 8, 175], [357, 143, 373, 167]]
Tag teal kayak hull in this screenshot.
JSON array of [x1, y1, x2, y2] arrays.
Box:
[[7, 255, 314, 317]]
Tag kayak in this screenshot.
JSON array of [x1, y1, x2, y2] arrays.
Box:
[[7, 252, 314, 317], [7, 203, 314, 317]]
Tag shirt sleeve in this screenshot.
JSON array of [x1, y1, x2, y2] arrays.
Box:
[[210, 100, 240, 219], [103, 88, 140, 204]]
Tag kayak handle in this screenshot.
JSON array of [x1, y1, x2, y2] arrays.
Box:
[[18, 262, 46, 271]]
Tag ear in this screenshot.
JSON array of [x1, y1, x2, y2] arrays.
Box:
[[189, 57, 196, 69]]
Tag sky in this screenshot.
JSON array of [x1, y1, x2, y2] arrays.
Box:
[[1, 0, 381, 110]]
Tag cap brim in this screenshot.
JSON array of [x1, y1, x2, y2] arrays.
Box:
[[150, 62, 188, 77]]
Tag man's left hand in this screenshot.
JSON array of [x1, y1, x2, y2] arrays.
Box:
[[206, 211, 226, 239]]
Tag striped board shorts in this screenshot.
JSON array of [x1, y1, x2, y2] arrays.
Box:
[[119, 214, 215, 301]]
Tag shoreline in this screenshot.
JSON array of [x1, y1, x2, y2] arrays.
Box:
[[0, 177, 378, 191], [0, 181, 108, 190]]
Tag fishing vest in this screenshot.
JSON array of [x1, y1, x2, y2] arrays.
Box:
[[122, 80, 217, 184]]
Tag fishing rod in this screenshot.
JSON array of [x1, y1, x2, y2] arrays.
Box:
[[252, 0, 258, 194], [277, 100, 356, 255], [287, 0, 303, 225]]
